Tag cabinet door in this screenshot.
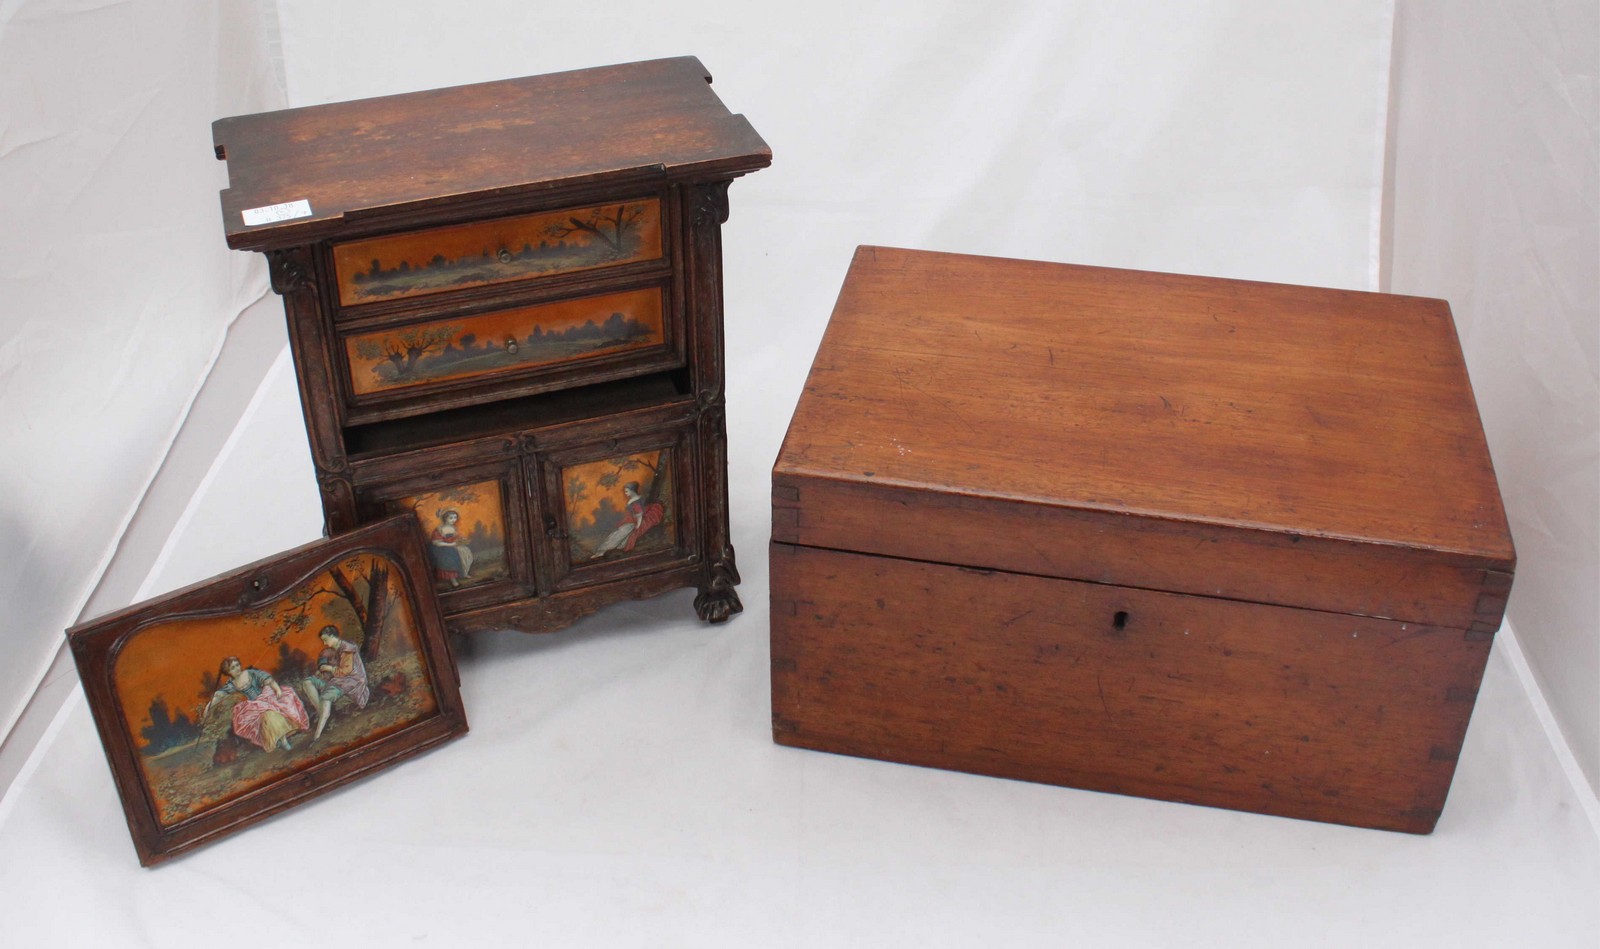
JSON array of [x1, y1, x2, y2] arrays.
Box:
[[534, 418, 700, 593], [353, 456, 535, 611]]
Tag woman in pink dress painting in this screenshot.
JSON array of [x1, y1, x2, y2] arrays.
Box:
[[202, 657, 310, 753]]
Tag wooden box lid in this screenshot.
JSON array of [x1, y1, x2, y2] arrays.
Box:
[[213, 56, 771, 251], [772, 247, 1515, 631]]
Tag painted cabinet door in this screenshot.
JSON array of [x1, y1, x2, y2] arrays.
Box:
[[533, 417, 701, 593], [354, 457, 535, 612]]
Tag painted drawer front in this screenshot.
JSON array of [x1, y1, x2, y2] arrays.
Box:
[[343, 287, 666, 398], [331, 198, 665, 307]]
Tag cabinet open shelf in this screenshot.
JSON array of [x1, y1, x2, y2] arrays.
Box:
[[343, 371, 691, 459]]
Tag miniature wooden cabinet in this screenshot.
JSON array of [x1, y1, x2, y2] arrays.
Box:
[[213, 58, 770, 633]]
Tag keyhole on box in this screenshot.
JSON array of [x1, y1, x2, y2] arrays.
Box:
[[1112, 611, 1129, 631]]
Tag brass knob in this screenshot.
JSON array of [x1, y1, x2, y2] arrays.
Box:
[[497, 247, 513, 264]]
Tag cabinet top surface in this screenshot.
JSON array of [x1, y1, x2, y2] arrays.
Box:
[[775, 246, 1514, 563], [214, 56, 770, 250]]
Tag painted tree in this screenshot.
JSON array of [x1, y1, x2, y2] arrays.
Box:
[[565, 475, 589, 508], [252, 555, 396, 662], [354, 324, 460, 379], [405, 484, 482, 519], [595, 451, 667, 505], [546, 203, 646, 256], [139, 696, 199, 754]]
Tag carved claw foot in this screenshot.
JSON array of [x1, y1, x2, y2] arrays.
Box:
[[694, 585, 743, 623]]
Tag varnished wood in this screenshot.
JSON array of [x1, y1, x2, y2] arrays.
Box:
[[214, 57, 768, 251], [771, 544, 1485, 834], [774, 246, 1515, 622], [770, 247, 1514, 832], [217, 61, 767, 633], [66, 517, 468, 865], [773, 476, 1501, 630]]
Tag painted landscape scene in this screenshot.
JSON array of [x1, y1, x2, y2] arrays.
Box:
[[334, 200, 663, 305], [345, 287, 664, 395], [113, 553, 439, 827], [564, 448, 677, 564]]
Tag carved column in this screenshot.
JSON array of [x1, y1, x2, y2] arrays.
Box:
[[267, 246, 358, 535], [684, 179, 742, 622]]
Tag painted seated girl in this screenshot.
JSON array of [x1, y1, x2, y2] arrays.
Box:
[[429, 509, 474, 587], [203, 657, 309, 753], [591, 481, 665, 559]]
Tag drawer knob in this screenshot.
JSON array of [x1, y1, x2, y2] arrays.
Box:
[[505, 337, 519, 354], [496, 247, 514, 264]]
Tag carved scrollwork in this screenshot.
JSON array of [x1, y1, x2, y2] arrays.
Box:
[[689, 180, 732, 227], [314, 471, 357, 534], [697, 400, 727, 439], [266, 247, 313, 295]]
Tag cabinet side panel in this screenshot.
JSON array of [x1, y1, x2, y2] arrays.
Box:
[[769, 543, 1493, 833]]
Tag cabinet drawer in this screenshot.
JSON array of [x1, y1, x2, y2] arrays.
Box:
[[331, 197, 666, 307], [342, 285, 671, 401]]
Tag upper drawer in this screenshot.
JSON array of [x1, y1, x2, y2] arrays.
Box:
[[330, 197, 666, 307]]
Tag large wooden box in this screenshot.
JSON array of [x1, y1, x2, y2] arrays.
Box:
[[770, 246, 1515, 834]]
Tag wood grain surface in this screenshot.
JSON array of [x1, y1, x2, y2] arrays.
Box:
[[215, 57, 770, 250], [771, 543, 1488, 834], [219, 63, 767, 633], [67, 517, 468, 865], [769, 247, 1514, 832], [774, 245, 1514, 626]]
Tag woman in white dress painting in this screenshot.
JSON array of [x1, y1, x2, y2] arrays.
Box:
[[590, 481, 665, 559]]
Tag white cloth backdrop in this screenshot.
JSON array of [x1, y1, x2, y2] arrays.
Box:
[[5, 2, 1599, 946], [0, 0, 1396, 750], [0, 0, 283, 742], [278, 0, 1391, 292], [1388, 0, 1600, 797]]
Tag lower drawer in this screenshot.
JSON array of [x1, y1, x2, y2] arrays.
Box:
[[769, 543, 1491, 833]]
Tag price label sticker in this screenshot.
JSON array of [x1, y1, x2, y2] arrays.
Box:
[[241, 199, 313, 226]]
